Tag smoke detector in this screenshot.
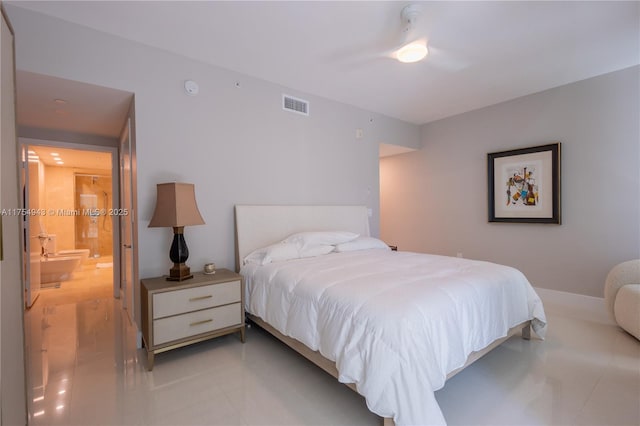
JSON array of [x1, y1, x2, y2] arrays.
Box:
[[184, 80, 199, 96]]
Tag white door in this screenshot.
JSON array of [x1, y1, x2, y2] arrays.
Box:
[[20, 144, 42, 308], [2, 8, 28, 422], [119, 120, 134, 319]]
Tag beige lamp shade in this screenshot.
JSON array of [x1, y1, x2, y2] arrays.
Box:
[[148, 182, 205, 228]]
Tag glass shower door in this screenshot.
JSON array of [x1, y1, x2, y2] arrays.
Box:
[[78, 193, 99, 257]]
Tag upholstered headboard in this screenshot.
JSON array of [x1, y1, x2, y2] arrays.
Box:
[[234, 205, 370, 271]]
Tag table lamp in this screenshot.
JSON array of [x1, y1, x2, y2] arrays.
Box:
[[148, 182, 205, 281]]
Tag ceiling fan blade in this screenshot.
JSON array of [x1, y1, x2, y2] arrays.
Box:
[[337, 53, 395, 72], [325, 27, 400, 71], [425, 45, 469, 71]]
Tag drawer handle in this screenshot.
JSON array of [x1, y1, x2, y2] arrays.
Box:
[[189, 295, 213, 302], [190, 319, 213, 327]]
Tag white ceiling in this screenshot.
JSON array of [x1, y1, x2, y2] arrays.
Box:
[[8, 1, 640, 126], [28, 145, 112, 171], [17, 71, 133, 138]]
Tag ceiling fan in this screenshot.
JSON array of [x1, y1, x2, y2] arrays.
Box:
[[334, 3, 467, 71], [395, 4, 429, 63]]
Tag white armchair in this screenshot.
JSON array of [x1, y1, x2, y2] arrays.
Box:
[[604, 259, 640, 340]]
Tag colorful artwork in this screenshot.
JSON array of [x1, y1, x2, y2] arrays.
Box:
[[488, 143, 561, 224], [505, 164, 538, 207]]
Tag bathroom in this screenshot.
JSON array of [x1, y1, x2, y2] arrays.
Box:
[[25, 145, 115, 305]]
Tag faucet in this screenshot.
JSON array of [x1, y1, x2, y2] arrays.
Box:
[[37, 233, 49, 257]]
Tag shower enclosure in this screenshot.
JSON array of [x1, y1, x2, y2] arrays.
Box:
[[75, 175, 113, 258]]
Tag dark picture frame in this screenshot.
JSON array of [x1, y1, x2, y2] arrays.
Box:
[[488, 143, 561, 224]]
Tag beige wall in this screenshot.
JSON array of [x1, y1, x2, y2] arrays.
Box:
[[43, 165, 74, 249], [381, 66, 640, 297]]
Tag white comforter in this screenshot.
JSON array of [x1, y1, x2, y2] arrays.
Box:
[[241, 250, 547, 425]]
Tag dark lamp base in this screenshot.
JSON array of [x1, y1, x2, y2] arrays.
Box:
[[166, 227, 193, 281], [167, 262, 193, 281]]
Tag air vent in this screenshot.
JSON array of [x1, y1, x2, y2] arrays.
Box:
[[283, 94, 309, 116]]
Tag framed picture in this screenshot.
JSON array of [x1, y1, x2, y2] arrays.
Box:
[[488, 143, 561, 224]]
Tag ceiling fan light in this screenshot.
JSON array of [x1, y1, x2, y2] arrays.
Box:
[[397, 42, 428, 63]]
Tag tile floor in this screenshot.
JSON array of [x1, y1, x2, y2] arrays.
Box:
[[24, 276, 640, 425]]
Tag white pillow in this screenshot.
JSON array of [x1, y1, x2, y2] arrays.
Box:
[[283, 231, 359, 248], [299, 244, 334, 258], [333, 237, 391, 253], [244, 242, 299, 265], [244, 242, 335, 265]]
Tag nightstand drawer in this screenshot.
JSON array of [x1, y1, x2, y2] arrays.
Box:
[[153, 280, 241, 319], [153, 302, 242, 345]]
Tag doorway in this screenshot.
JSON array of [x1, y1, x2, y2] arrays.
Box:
[[15, 71, 138, 424], [20, 142, 119, 307], [15, 70, 137, 313]]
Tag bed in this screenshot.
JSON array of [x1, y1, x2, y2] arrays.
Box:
[[234, 205, 547, 426]]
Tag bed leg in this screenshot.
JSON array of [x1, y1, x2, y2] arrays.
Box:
[[522, 323, 531, 340], [382, 417, 395, 426]]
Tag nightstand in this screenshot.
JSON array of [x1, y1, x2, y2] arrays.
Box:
[[140, 269, 245, 370]]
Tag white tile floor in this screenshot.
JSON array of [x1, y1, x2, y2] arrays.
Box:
[[24, 287, 639, 426]]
